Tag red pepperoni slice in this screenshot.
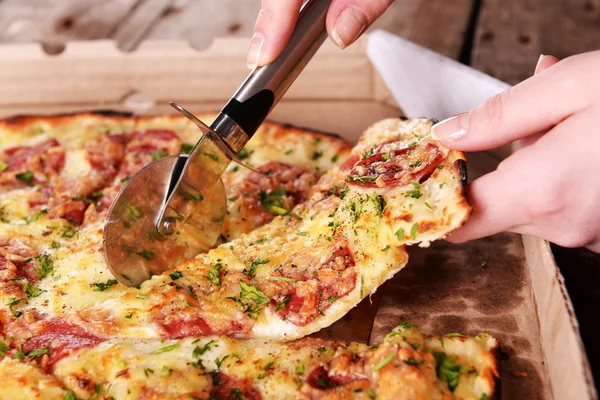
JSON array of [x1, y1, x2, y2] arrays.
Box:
[[119, 130, 181, 177], [346, 142, 443, 188], [1, 139, 60, 172], [210, 372, 262, 400], [20, 318, 103, 366]]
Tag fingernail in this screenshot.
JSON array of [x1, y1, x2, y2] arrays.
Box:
[[247, 32, 265, 69], [431, 113, 469, 141], [534, 54, 546, 74], [332, 6, 368, 49]]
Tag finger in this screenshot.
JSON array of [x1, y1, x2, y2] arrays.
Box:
[[326, 0, 394, 49], [430, 51, 600, 152], [534, 54, 559, 75], [247, 0, 303, 69], [445, 160, 533, 243], [519, 55, 560, 147]]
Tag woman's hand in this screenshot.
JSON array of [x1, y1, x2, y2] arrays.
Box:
[[431, 52, 600, 253], [247, 0, 393, 68]]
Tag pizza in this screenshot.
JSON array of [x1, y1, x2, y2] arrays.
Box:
[[0, 323, 498, 400], [0, 112, 494, 399]]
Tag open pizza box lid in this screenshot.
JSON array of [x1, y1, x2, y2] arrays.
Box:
[[0, 36, 595, 400]]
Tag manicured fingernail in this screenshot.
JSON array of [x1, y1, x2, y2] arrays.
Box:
[[431, 113, 469, 141], [247, 32, 265, 69], [534, 54, 546, 74], [331, 6, 368, 49]]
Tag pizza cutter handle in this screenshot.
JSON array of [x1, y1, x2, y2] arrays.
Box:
[[210, 0, 332, 153]]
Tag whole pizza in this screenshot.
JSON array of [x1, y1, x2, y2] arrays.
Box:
[[0, 112, 498, 399]]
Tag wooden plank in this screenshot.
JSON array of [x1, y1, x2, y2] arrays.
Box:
[[146, 0, 259, 50], [371, 0, 475, 59], [471, 0, 600, 84], [0, 0, 142, 51], [112, 0, 173, 51]]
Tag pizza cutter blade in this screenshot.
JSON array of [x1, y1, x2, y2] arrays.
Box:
[[103, 0, 332, 286]]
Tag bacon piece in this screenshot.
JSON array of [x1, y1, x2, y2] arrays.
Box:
[[274, 242, 357, 326], [346, 142, 443, 188], [210, 372, 262, 400], [1, 139, 60, 172], [119, 129, 181, 177], [228, 161, 319, 227], [157, 315, 214, 338], [19, 318, 103, 367]]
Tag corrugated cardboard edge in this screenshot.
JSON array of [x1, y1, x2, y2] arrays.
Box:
[[0, 36, 596, 399], [523, 235, 597, 400]]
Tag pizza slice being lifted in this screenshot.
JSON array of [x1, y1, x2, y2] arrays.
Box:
[[3, 117, 471, 347]]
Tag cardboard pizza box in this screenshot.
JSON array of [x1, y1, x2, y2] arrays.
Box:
[[0, 37, 595, 400]]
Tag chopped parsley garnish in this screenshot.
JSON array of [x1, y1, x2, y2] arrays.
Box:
[[36, 254, 54, 279], [260, 188, 289, 216], [295, 364, 305, 375], [207, 263, 223, 285], [410, 222, 419, 240], [360, 275, 365, 298], [258, 360, 274, 379], [444, 332, 465, 338], [373, 354, 396, 371], [405, 182, 422, 199], [125, 204, 142, 221], [124, 313, 133, 319], [367, 388, 377, 399], [0, 340, 9, 356], [409, 160, 422, 168], [6, 297, 24, 307], [481, 394, 490, 400], [12, 345, 25, 360], [16, 171, 33, 184], [327, 296, 339, 303], [63, 392, 77, 400], [410, 342, 421, 350], [169, 271, 183, 280], [116, 360, 127, 368], [331, 154, 339, 162], [424, 201, 433, 210], [136, 249, 154, 260], [0, 161, 7, 172], [429, 350, 468, 392], [244, 258, 268, 278], [371, 193, 386, 217], [403, 358, 424, 366], [275, 295, 291, 312], [382, 152, 391, 161], [284, 149, 293, 155], [239, 281, 269, 305], [237, 148, 250, 159], [136, 294, 148, 300], [481, 261, 488, 268], [312, 151, 323, 160], [28, 346, 49, 359], [150, 343, 179, 354], [215, 355, 229, 368], [181, 143, 194, 154], [395, 227, 405, 241], [193, 340, 215, 358], [24, 282, 43, 298], [347, 174, 378, 183], [91, 279, 118, 292], [27, 209, 47, 224], [265, 276, 296, 283], [151, 150, 167, 160], [160, 366, 172, 376], [60, 225, 77, 238]]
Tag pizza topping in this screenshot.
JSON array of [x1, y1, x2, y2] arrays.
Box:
[[16, 318, 104, 367], [228, 161, 319, 226], [0, 140, 65, 189], [210, 372, 262, 400], [273, 241, 357, 326], [346, 142, 443, 188]]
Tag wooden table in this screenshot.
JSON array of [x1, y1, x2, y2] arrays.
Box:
[[1, 0, 600, 389]]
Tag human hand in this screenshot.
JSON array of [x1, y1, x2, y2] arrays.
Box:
[[431, 52, 600, 253], [247, 0, 393, 68]]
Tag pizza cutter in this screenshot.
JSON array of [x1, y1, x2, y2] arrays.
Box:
[[103, 0, 332, 286]]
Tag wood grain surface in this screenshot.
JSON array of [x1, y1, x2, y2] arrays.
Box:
[[0, 0, 599, 390]]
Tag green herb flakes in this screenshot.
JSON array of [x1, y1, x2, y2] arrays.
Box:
[[373, 354, 396, 372], [207, 263, 223, 285], [150, 344, 179, 354], [91, 279, 118, 292]]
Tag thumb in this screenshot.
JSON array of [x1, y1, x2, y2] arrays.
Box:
[[430, 55, 584, 152]]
